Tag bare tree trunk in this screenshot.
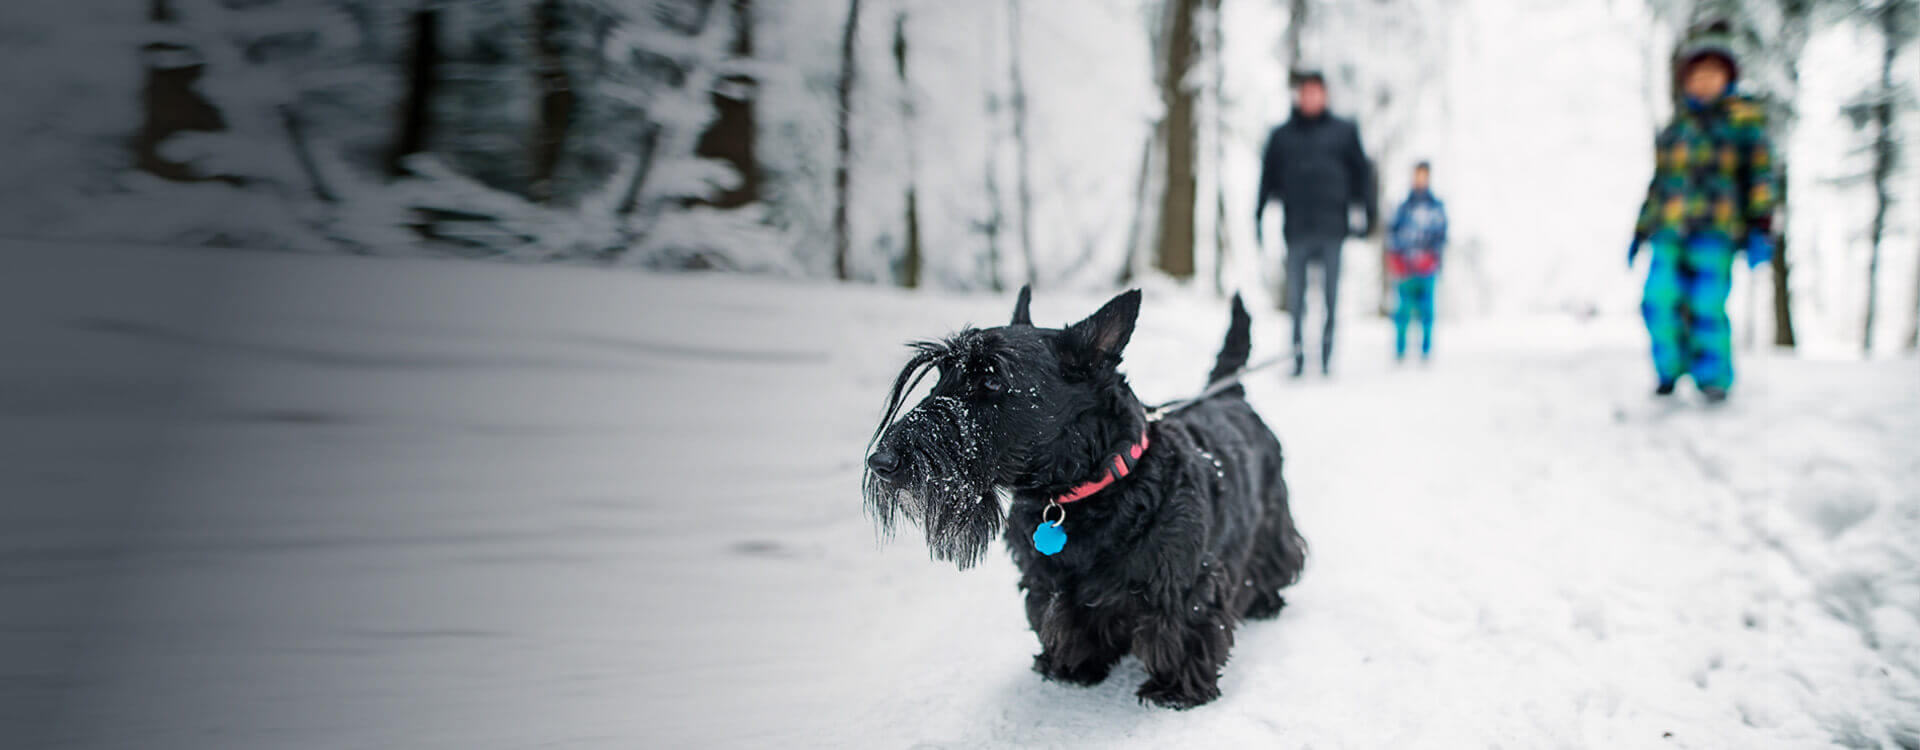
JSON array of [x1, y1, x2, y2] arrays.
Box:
[[134, 43, 227, 183], [529, 0, 574, 204], [387, 8, 439, 177], [616, 122, 663, 217], [894, 10, 920, 289], [280, 105, 335, 203], [1007, 0, 1037, 287], [1209, 0, 1229, 296], [1863, 9, 1895, 354], [1274, 0, 1308, 309], [1772, 163, 1798, 347], [1768, 1, 1816, 349], [136, 0, 248, 187], [689, 0, 760, 209], [1285, 0, 1307, 71], [604, 121, 664, 263], [1154, 0, 1200, 279], [833, 0, 861, 281]]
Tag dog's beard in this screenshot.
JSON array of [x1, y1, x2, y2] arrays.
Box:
[[864, 340, 1013, 570], [865, 422, 1007, 570], [863, 436, 1006, 570]]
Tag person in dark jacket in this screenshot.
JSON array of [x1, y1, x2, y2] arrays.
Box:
[[1255, 70, 1376, 377]]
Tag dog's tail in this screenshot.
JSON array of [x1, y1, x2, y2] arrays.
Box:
[[1208, 293, 1253, 392]]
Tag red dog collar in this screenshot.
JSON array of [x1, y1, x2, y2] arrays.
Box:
[[1033, 428, 1150, 556], [1054, 429, 1151, 505]]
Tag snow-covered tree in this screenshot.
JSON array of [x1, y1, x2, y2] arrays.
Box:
[[1839, 0, 1916, 352]]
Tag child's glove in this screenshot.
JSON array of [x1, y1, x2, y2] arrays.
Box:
[[1745, 234, 1774, 269]]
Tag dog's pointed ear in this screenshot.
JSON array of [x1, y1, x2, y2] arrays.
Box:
[[1063, 289, 1141, 365], [1011, 284, 1033, 326]]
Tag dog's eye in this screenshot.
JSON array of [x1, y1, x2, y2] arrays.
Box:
[[981, 375, 1006, 394]]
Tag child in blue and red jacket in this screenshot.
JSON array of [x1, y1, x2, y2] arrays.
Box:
[[1387, 162, 1447, 361]]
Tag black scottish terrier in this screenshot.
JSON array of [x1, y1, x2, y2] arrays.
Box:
[[863, 287, 1307, 709]]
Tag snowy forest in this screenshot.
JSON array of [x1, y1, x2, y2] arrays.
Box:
[[7, 1, 1920, 748], [2, 0, 1915, 351]]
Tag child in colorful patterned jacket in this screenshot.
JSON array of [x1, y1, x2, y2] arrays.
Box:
[[1628, 21, 1778, 403], [1387, 161, 1447, 361]]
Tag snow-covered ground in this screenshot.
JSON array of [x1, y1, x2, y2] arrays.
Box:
[[5, 240, 1918, 748]]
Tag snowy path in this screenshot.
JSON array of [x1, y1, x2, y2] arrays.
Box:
[[6, 242, 1918, 748]]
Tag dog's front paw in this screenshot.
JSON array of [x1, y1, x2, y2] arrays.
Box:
[[1135, 678, 1220, 710], [1033, 651, 1115, 687]]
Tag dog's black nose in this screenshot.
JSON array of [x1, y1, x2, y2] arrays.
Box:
[[867, 448, 903, 477]]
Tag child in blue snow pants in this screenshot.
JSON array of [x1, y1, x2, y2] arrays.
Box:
[[1629, 23, 1776, 401], [1386, 162, 1447, 362], [1641, 234, 1735, 391], [1393, 275, 1437, 360]]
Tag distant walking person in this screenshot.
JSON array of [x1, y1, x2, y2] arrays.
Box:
[[1629, 21, 1776, 403], [1255, 70, 1376, 377], [1387, 161, 1448, 362]]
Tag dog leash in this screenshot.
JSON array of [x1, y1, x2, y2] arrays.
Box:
[[1143, 355, 1292, 422]]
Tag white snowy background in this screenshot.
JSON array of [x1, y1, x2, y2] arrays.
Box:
[[2, 0, 1918, 748]]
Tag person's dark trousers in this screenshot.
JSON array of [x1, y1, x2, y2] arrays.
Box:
[[1283, 236, 1343, 373]]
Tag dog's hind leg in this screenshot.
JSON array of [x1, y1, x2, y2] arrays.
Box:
[[1239, 477, 1306, 621], [1026, 587, 1127, 687], [1239, 584, 1288, 620]]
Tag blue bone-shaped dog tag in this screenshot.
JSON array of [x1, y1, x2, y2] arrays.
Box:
[[1032, 521, 1067, 555]]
